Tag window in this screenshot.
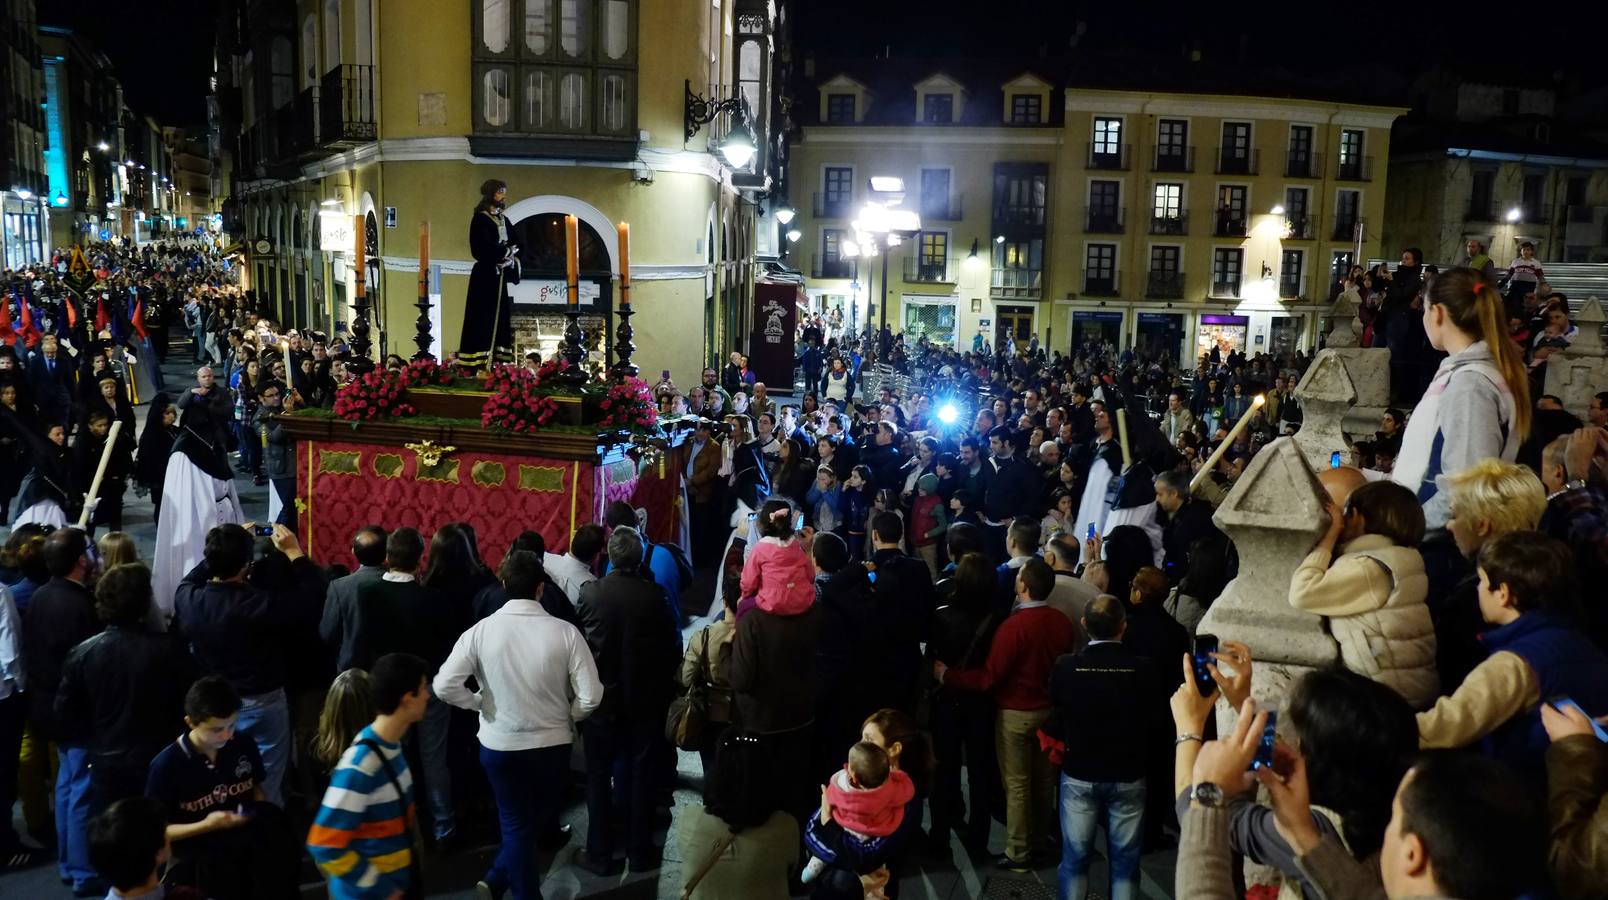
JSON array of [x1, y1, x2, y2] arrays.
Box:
[[1010, 94, 1042, 124], [1279, 249, 1304, 298], [1522, 172, 1546, 219], [1220, 122, 1252, 173], [472, 0, 637, 139], [826, 94, 856, 123], [1153, 183, 1183, 219], [1334, 190, 1360, 239], [824, 167, 853, 204], [993, 238, 1044, 294], [1338, 129, 1365, 178], [1470, 169, 1496, 219], [918, 231, 948, 279], [1213, 248, 1243, 297], [819, 227, 849, 278], [1216, 185, 1247, 235], [1157, 119, 1189, 170], [922, 93, 954, 124], [1150, 245, 1180, 274], [919, 169, 951, 220], [994, 168, 1047, 226], [1287, 124, 1313, 176], [1284, 187, 1310, 236], [1093, 117, 1122, 154], [1088, 180, 1121, 231], [1330, 250, 1354, 285], [1085, 243, 1117, 294], [1149, 245, 1182, 298]]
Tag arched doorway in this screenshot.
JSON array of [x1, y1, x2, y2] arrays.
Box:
[[500, 207, 615, 366]]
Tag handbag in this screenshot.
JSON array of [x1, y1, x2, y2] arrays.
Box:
[[916, 610, 997, 728], [666, 628, 713, 750]]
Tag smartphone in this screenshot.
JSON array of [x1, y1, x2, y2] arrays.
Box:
[[1548, 696, 1608, 742], [1250, 709, 1278, 770], [252, 524, 275, 537], [1192, 634, 1219, 697], [1330, 450, 1342, 469], [1086, 522, 1096, 541], [661, 369, 670, 381], [794, 512, 805, 532]]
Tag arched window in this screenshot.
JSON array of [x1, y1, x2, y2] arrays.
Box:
[[301, 15, 319, 88], [510, 212, 609, 274], [323, 0, 342, 75]]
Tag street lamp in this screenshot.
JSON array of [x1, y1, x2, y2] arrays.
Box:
[[852, 192, 922, 333], [683, 80, 757, 170], [773, 205, 795, 226], [1505, 208, 1522, 223], [966, 238, 982, 269], [1270, 203, 1286, 216], [785, 228, 802, 243], [15, 188, 32, 201], [96, 141, 109, 152]]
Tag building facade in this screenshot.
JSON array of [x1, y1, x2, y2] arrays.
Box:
[[3, 0, 49, 268], [217, 0, 790, 379], [788, 60, 1405, 362], [1384, 70, 1608, 268]]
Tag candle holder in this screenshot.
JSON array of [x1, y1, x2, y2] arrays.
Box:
[[610, 304, 638, 382], [411, 292, 435, 361], [558, 309, 588, 387], [348, 289, 376, 375]]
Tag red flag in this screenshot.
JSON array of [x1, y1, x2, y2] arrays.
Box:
[[130, 298, 150, 340], [65, 296, 78, 329], [17, 296, 39, 349], [0, 296, 14, 347], [95, 296, 109, 333]]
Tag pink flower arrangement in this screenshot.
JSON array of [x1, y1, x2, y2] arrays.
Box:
[[597, 377, 658, 430], [333, 369, 418, 421], [404, 357, 458, 387], [481, 364, 562, 432]]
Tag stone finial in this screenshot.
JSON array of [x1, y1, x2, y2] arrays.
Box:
[[1544, 296, 1608, 419], [1199, 436, 1340, 668], [1325, 291, 1361, 349], [1293, 350, 1357, 471], [1568, 296, 1605, 357]]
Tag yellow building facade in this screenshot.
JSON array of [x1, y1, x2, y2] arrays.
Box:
[[790, 65, 1406, 361], [225, 0, 783, 380]]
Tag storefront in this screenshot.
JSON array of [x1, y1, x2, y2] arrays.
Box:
[[1196, 313, 1249, 359], [1070, 310, 1123, 354], [2, 195, 45, 269], [1134, 311, 1186, 363], [901, 294, 959, 346]]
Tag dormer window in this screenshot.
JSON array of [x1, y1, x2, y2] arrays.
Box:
[[922, 93, 954, 124], [1009, 94, 1041, 124], [826, 93, 856, 123]]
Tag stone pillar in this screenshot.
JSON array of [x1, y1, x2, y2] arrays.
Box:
[[1194, 436, 1340, 898], [1293, 350, 1357, 471], [1323, 292, 1392, 437], [1545, 296, 1608, 421]]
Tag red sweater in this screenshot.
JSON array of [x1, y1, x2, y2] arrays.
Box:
[[945, 604, 1077, 710]]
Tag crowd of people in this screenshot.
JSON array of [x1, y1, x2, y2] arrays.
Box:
[[0, 248, 1605, 900]]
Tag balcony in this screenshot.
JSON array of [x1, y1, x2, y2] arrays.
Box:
[[318, 64, 376, 147], [813, 192, 853, 218], [1146, 270, 1185, 299], [1285, 150, 1322, 178], [994, 202, 1046, 227], [903, 257, 953, 283], [1215, 148, 1259, 175], [1085, 206, 1125, 234], [1152, 146, 1196, 173], [1210, 279, 1242, 299], [1465, 202, 1495, 222], [1213, 211, 1248, 237], [1279, 276, 1304, 299], [1333, 216, 1359, 241], [1087, 143, 1130, 170], [991, 266, 1042, 299], [1149, 211, 1188, 236], [1083, 274, 1119, 297], [1336, 155, 1374, 181], [283, 86, 319, 156], [811, 254, 854, 279], [1284, 217, 1314, 240], [918, 194, 963, 221]]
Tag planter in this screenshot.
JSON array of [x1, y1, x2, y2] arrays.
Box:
[[410, 387, 584, 425]]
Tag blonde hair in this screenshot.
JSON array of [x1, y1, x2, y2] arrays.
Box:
[[96, 532, 140, 570], [1445, 459, 1546, 536], [313, 669, 376, 772]]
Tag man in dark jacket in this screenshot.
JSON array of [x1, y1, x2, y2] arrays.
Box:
[[55, 563, 194, 813], [810, 531, 876, 779], [25, 334, 75, 430], [318, 525, 387, 672], [984, 426, 1041, 558], [172, 523, 324, 808], [1048, 595, 1149, 899], [867, 512, 935, 713], [20, 527, 101, 893], [859, 421, 906, 492], [574, 527, 681, 875], [1154, 470, 1220, 586], [255, 380, 295, 523]]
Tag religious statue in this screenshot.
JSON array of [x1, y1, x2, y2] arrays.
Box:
[[457, 179, 520, 370]]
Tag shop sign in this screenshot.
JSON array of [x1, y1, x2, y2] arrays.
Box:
[[318, 211, 355, 253]]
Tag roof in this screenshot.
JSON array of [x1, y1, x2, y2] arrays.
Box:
[[796, 57, 1067, 127], [1391, 115, 1608, 161]]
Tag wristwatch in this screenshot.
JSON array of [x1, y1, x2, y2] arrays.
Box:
[[1564, 478, 1588, 492], [1192, 782, 1226, 809]]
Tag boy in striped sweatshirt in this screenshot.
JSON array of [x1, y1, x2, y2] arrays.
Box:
[[307, 653, 432, 900]]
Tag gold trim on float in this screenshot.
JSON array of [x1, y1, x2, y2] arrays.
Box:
[[517, 464, 565, 493], [416, 459, 462, 484], [318, 450, 362, 475], [372, 454, 404, 479], [471, 461, 506, 488]]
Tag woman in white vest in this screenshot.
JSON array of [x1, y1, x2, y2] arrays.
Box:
[[1390, 267, 1531, 532]]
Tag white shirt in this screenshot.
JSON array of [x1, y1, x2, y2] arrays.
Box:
[[543, 551, 596, 604], [432, 599, 602, 751], [0, 584, 23, 700]]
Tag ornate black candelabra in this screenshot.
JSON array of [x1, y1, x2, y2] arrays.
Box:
[[558, 306, 588, 387], [347, 273, 375, 375], [411, 273, 435, 361], [610, 297, 638, 382]]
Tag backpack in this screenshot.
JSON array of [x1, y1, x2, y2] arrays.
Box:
[[647, 541, 694, 590]]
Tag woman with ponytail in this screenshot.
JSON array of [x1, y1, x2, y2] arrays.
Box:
[[1392, 267, 1531, 533]]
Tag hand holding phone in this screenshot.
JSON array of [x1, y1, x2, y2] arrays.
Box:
[[1250, 709, 1278, 771], [1192, 634, 1220, 697], [1544, 696, 1608, 743]]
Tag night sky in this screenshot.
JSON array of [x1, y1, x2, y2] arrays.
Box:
[[47, 0, 217, 126]]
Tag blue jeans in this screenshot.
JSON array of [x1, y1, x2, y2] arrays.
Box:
[[236, 689, 289, 806], [55, 746, 94, 888], [1057, 774, 1145, 900], [418, 693, 455, 839], [480, 743, 570, 900]]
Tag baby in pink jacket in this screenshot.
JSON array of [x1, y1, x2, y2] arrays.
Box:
[[737, 498, 816, 621]]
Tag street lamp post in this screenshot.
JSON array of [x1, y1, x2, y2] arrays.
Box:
[[852, 179, 920, 344]]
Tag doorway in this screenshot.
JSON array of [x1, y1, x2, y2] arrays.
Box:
[[995, 305, 1034, 350]]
